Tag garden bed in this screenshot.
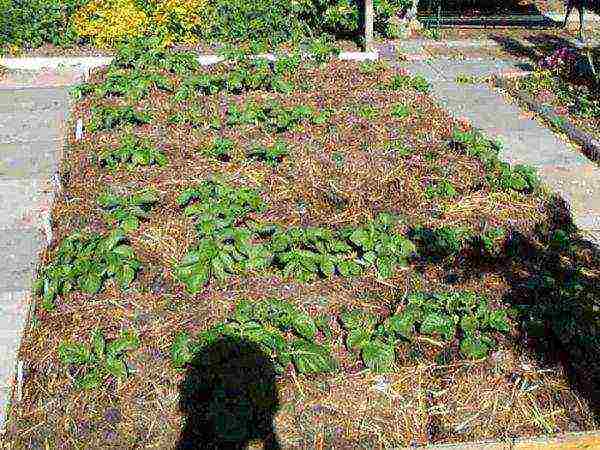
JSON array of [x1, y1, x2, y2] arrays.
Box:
[[4, 40, 600, 448]]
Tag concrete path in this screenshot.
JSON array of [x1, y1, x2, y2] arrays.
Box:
[[0, 87, 69, 433], [396, 55, 600, 243]]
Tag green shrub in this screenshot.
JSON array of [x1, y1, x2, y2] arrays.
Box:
[[0, 0, 84, 50]]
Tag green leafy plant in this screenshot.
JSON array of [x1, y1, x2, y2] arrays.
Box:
[[391, 103, 410, 119], [171, 298, 337, 374], [344, 213, 416, 279], [203, 137, 236, 161], [168, 107, 207, 127], [173, 229, 272, 293], [98, 189, 159, 232], [389, 291, 511, 359], [357, 104, 378, 120], [58, 329, 139, 389], [88, 105, 152, 132], [386, 73, 430, 93], [35, 229, 141, 310], [174, 56, 296, 101], [270, 226, 360, 282], [177, 179, 265, 236], [110, 37, 199, 75], [225, 100, 327, 133], [305, 35, 340, 64], [73, 67, 173, 101], [99, 133, 168, 169], [174, 180, 269, 293], [340, 308, 396, 372], [247, 141, 289, 166], [450, 128, 539, 193], [412, 225, 472, 258], [424, 180, 458, 200]]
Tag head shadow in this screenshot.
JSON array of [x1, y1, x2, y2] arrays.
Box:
[[176, 335, 280, 450]]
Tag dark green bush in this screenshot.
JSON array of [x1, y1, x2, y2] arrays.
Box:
[[0, 0, 84, 49]]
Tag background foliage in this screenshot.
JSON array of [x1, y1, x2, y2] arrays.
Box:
[[0, 0, 412, 50]]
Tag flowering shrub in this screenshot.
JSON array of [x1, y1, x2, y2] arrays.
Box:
[[72, 0, 150, 48]]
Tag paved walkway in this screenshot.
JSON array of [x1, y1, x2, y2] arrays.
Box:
[[0, 87, 69, 432], [387, 51, 600, 245]]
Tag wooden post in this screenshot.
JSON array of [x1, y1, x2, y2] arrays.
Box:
[[365, 0, 374, 52]]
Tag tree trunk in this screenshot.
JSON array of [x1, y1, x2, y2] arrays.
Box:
[[365, 0, 374, 52]]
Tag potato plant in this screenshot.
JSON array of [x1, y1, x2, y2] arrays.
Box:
[[171, 298, 338, 374], [59, 329, 139, 389], [35, 229, 141, 310]]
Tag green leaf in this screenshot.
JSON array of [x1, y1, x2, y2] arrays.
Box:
[[346, 328, 372, 351], [76, 368, 103, 390], [58, 342, 94, 365], [105, 356, 128, 379], [319, 256, 335, 278], [386, 313, 415, 339], [361, 340, 395, 373], [291, 313, 318, 340], [460, 315, 479, 334], [117, 265, 136, 288], [290, 339, 337, 374], [340, 309, 376, 331], [113, 245, 135, 259], [376, 256, 394, 279], [489, 310, 510, 333], [421, 312, 456, 341], [338, 259, 362, 277], [170, 332, 193, 368], [121, 216, 140, 232], [107, 330, 139, 357], [91, 330, 105, 359], [460, 336, 490, 359], [80, 273, 103, 294]]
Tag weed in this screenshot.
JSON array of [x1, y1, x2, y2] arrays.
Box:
[[59, 329, 139, 389]]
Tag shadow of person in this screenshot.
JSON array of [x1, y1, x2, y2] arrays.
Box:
[[176, 336, 281, 450]]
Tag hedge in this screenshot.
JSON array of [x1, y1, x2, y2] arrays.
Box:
[[0, 0, 412, 50]]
